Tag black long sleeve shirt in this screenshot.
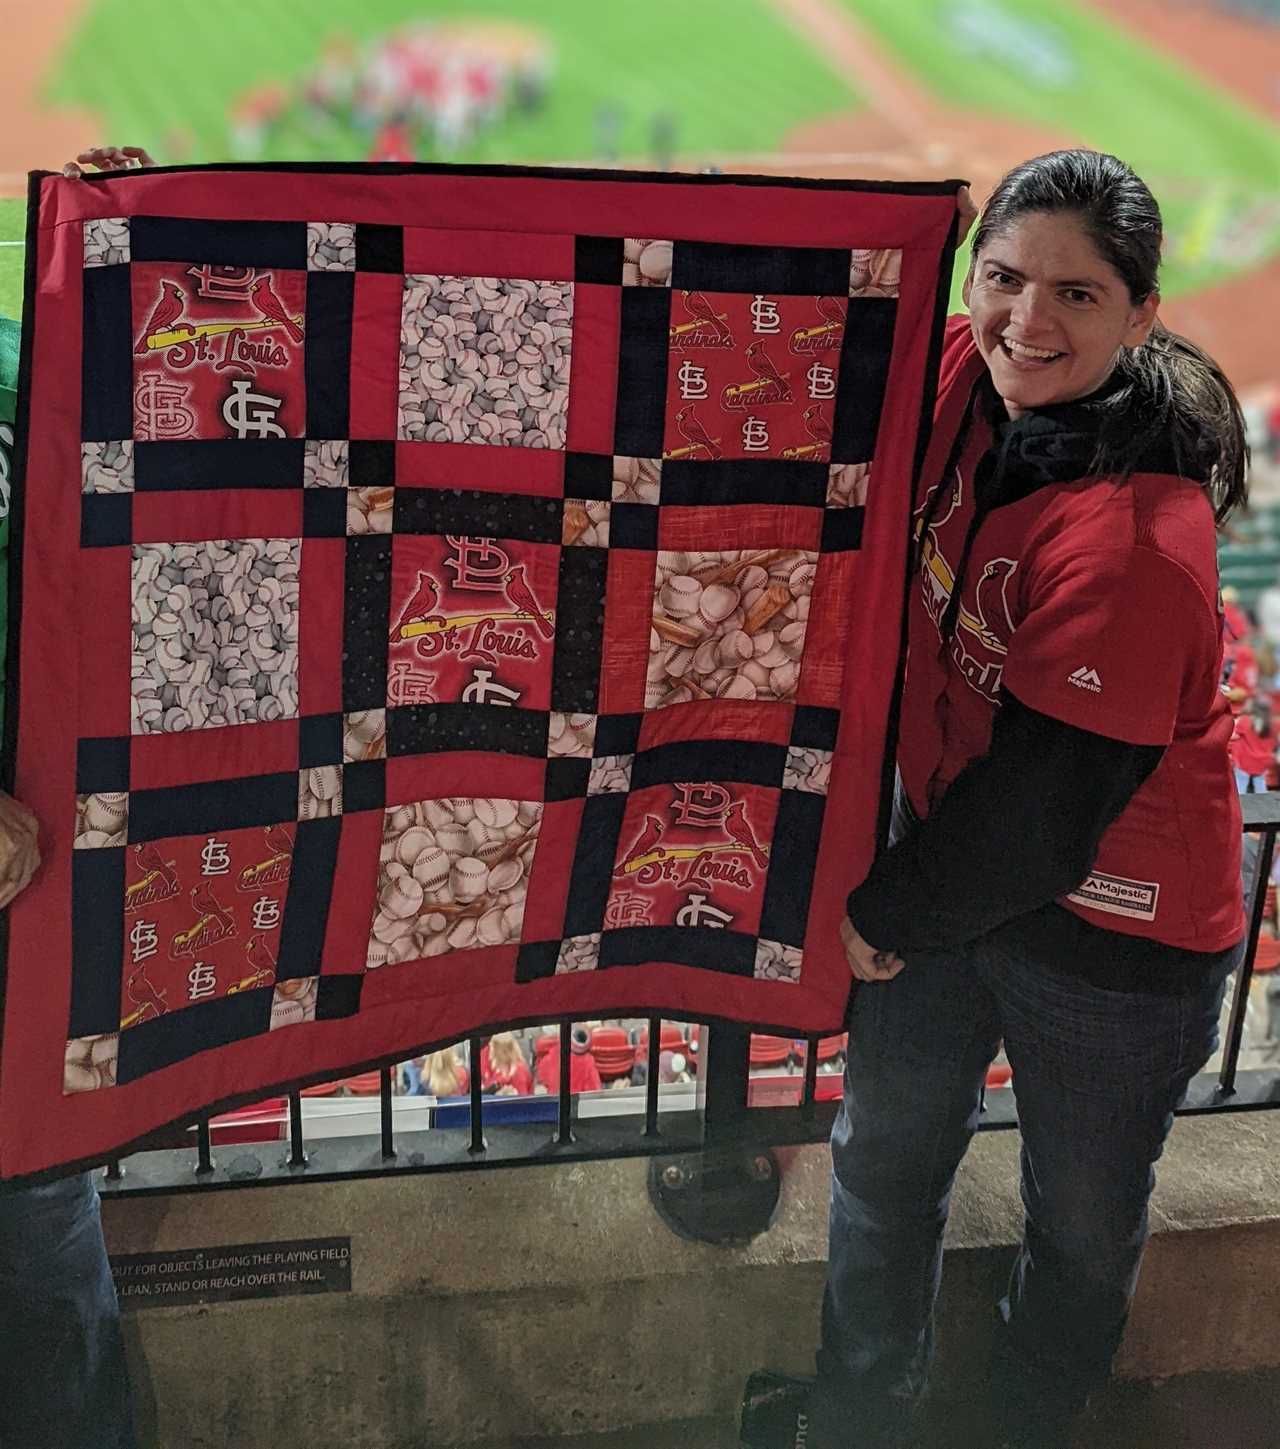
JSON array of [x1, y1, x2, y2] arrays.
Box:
[[848, 690, 1240, 994]]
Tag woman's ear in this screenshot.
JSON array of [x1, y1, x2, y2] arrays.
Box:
[[1126, 290, 1159, 348]]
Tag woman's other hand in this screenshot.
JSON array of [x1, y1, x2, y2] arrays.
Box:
[[62, 146, 156, 178], [840, 915, 905, 983]]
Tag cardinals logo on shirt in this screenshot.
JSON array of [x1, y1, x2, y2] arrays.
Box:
[[915, 469, 1019, 705]]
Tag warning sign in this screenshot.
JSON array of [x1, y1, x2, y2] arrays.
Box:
[[111, 1235, 351, 1310]]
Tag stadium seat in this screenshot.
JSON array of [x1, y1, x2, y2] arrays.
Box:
[[749, 1034, 793, 1069], [635, 1023, 686, 1055], [300, 1080, 341, 1097], [208, 1097, 286, 1146], [815, 1034, 847, 1064], [986, 1062, 1013, 1089], [343, 1070, 385, 1095], [589, 1025, 635, 1079], [1254, 937, 1280, 974]]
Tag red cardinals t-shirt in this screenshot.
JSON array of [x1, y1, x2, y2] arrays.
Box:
[[897, 318, 1243, 952]]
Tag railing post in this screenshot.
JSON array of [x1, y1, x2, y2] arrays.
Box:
[[649, 1023, 778, 1245], [1221, 816, 1278, 1095]]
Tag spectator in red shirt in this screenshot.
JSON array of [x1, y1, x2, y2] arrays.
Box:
[[479, 1033, 533, 1096], [534, 1027, 602, 1095], [1231, 699, 1276, 794], [1223, 639, 1260, 715]]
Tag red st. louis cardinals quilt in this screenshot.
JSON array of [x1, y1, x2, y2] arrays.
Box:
[[1, 164, 958, 1176]]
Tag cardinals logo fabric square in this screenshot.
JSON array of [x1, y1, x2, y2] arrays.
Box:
[[2, 165, 958, 1176]]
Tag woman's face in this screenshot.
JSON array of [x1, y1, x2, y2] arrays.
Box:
[[963, 210, 1158, 417]]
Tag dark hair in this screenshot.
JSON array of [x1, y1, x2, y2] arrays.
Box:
[[971, 149, 1249, 524]]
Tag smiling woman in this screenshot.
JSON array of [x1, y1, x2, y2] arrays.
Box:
[[792, 149, 1255, 1449]]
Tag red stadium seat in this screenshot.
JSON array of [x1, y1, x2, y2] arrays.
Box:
[[635, 1024, 687, 1055], [300, 1079, 341, 1097], [343, 1071, 385, 1095], [816, 1034, 847, 1064], [1254, 937, 1280, 974], [986, 1062, 1013, 1089], [208, 1097, 286, 1146], [749, 1034, 793, 1069], [590, 1026, 635, 1080]]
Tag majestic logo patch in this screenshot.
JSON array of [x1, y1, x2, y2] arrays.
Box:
[[1067, 871, 1159, 921], [1069, 666, 1103, 693]]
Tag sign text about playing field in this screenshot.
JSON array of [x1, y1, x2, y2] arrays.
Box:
[[111, 1236, 351, 1310]]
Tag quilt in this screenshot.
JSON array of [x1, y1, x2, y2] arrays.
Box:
[[0, 164, 958, 1177]]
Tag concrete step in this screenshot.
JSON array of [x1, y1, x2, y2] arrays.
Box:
[[497, 1369, 1280, 1449]]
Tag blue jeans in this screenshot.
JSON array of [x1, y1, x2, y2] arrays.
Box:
[[813, 936, 1234, 1445], [0, 1171, 136, 1448]]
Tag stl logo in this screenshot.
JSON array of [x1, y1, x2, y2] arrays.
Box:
[[134, 373, 196, 440], [222, 380, 286, 439]]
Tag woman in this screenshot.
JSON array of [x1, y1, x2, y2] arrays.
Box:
[[421, 1047, 469, 1099], [479, 1032, 534, 1096], [787, 151, 1248, 1449]]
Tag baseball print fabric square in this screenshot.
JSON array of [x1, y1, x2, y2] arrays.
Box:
[[1, 164, 958, 1177]]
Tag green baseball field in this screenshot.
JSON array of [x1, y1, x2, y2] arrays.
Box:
[[1, 0, 1276, 376]]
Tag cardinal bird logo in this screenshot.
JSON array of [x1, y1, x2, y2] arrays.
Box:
[[802, 404, 832, 447], [135, 280, 186, 354], [502, 564, 554, 639], [745, 342, 792, 395], [673, 405, 723, 461], [723, 800, 769, 869], [394, 571, 442, 638], [125, 965, 169, 1021], [616, 815, 665, 874], [251, 275, 305, 344]]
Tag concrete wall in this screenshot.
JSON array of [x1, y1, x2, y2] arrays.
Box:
[[102, 1113, 1280, 1449]]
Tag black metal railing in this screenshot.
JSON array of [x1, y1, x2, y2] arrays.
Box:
[[98, 797, 1280, 1200]]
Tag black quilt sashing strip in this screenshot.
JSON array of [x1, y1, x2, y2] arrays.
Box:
[[671, 241, 851, 297], [80, 495, 133, 549], [630, 740, 788, 793], [598, 925, 757, 976], [831, 298, 898, 465], [821, 505, 865, 554], [614, 288, 671, 460], [116, 987, 274, 1085], [350, 439, 395, 487], [564, 452, 612, 502], [69, 848, 125, 1037], [304, 270, 354, 439], [388, 703, 550, 758], [758, 789, 827, 949], [551, 547, 607, 714], [134, 438, 304, 490], [315, 974, 364, 1019], [77, 736, 131, 795], [128, 772, 300, 842], [563, 792, 629, 938], [342, 534, 391, 713], [130, 217, 307, 270], [514, 939, 560, 983], [593, 712, 642, 757], [275, 816, 342, 980], [355, 224, 404, 274], [299, 712, 344, 769], [544, 756, 590, 802], [81, 264, 132, 441], [659, 459, 828, 509], [791, 705, 840, 753], [394, 489, 564, 544]]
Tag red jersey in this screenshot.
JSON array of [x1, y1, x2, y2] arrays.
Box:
[[480, 1045, 534, 1096], [1230, 714, 1276, 776], [897, 318, 1242, 952]]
